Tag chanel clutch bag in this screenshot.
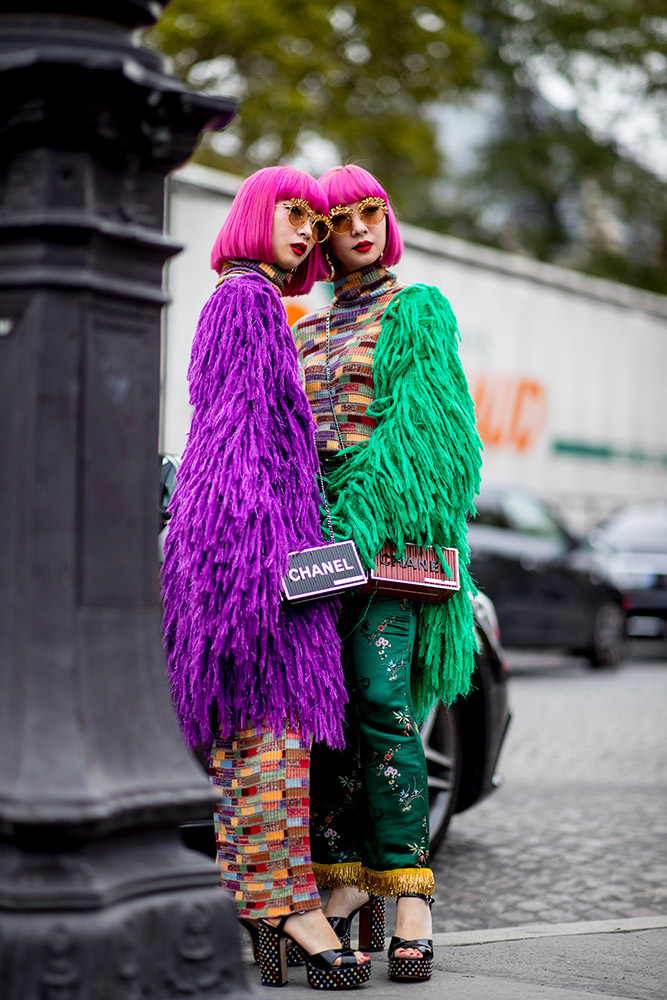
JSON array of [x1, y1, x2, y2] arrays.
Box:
[[358, 541, 460, 603], [282, 539, 367, 604]]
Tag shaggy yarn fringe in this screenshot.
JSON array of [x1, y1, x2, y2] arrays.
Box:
[[325, 284, 483, 715], [161, 273, 345, 750]]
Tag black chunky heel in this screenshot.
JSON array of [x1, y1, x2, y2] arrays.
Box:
[[258, 913, 372, 990], [387, 893, 434, 983], [239, 917, 304, 968], [327, 895, 385, 952], [286, 942, 307, 967], [258, 919, 289, 987]]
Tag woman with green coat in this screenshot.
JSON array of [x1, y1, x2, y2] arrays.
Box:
[[292, 164, 483, 984]]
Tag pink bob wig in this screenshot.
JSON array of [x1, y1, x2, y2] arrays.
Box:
[[210, 165, 329, 297], [315, 164, 403, 280]]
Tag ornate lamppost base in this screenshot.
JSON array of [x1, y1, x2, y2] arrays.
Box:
[[0, 4, 250, 997], [1, 832, 249, 999]]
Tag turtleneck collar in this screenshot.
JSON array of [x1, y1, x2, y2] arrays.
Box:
[[217, 259, 290, 294], [332, 262, 397, 305]]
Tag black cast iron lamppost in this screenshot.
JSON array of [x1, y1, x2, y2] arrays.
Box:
[[0, 3, 251, 997]]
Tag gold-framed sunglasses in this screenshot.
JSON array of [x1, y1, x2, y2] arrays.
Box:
[[283, 199, 331, 244], [328, 196, 388, 235]]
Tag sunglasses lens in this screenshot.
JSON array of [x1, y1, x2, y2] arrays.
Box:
[[288, 205, 308, 228], [330, 212, 352, 235], [312, 218, 329, 243], [360, 204, 385, 226]]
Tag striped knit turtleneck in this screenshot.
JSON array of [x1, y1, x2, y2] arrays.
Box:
[[217, 258, 290, 295], [292, 263, 402, 452]]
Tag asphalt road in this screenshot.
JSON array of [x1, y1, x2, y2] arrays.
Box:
[[431, 640, 667, 932]]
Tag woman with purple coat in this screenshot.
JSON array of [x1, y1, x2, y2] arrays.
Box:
[[161, 166, 371, 990]]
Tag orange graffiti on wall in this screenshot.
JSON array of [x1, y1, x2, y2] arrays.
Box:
[[469, 374, 548, 452]]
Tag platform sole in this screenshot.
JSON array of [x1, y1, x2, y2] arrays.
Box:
[[388, 956, 433, 982], [306, 961, 372, 990]]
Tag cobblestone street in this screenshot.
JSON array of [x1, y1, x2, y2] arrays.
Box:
[[432, 642, 667, 932]]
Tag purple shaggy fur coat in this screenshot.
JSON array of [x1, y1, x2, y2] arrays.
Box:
[[161, 271, 345, 749]]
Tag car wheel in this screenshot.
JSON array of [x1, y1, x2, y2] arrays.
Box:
[[421, 700, 462, 854], [586, 600, 626, 668]]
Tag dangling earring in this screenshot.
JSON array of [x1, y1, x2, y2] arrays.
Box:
[[324, 249, 336, 282]]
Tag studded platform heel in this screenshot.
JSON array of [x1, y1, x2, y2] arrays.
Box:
[[239, 917, 304, 968], [257, 915, 372, 990], [387, 893, 434, 983], [327, 895, 385, 952]]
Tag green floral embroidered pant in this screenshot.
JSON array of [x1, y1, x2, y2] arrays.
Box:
[[310, 596, 435, 896]]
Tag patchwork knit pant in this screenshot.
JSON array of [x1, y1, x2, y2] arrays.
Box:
[[310, 596, 435, 896], [209, 725, 322, 918]]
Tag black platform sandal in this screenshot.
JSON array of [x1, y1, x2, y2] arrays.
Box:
[[239, 918, 261, 962], [327, 895, 385, 952], [387, 893, 434, 983], [238, 917, 304, 968], [258, 914, 372, 990]]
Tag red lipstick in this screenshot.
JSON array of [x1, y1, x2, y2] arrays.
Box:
[[353, 241, 373, 252], [290, 242, 307, 256]]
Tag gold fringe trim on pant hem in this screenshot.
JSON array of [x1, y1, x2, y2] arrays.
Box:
[[312, 861, 363, 888], [359, 867, 435, 897], [313, 863, 435, 896]]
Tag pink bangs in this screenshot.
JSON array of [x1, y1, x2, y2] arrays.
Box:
[[317, 165, 403, 272], [210, 166, 328, 296]]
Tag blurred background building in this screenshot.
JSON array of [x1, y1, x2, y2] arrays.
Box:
[[162, 165, 666, 534]]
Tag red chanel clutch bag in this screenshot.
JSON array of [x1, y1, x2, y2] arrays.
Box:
[[358, 542, 460, 603]]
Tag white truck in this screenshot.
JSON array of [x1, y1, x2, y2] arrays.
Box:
[[163, 164, 667, 533]]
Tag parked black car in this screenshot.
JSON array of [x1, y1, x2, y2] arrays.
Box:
[[158, 453, 180, 563], [423, 590, 510, 851], [467, 483, 626, 667], [161, 457, 511, 855], [587, 501, 667, 641]]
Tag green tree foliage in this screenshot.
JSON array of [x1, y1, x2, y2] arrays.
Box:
[[147, 1, 667, 293], [446, 1, 667, 293], [147, 0, 482, 212]]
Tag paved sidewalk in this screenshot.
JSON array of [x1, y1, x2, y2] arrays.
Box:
[[431, 660, 667, 933], [239, 916, 667, 999]]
